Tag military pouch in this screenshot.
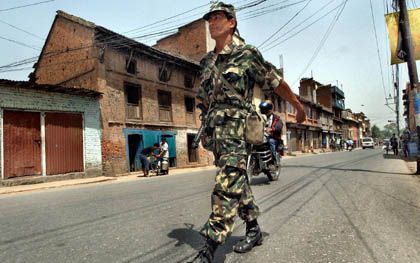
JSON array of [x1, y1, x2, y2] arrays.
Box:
[[213, 110, 226, 126], [245, 110, 265, 145]]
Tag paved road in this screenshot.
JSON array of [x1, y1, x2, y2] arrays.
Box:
[[1, 149, 419, 263]]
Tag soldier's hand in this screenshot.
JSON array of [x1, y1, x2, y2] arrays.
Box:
[[296, 108, 306, 123]]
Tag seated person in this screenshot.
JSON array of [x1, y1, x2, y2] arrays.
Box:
[[259, 100, 283, 164]]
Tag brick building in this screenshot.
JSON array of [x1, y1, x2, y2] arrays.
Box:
[[342, 109, 361, 147], [0, 79, 102, 180], [33, 11, 213, 176], [317, 84, 345, 140], [154, 19, 214, 62]]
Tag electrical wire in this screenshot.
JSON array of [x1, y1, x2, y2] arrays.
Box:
[[369, 0, 388, 101], [0, 18, 44, 40], [0, 35, 41, 51], [0, 0, 280, 72], [240, 0, 306, 21], [261, 0, 341, 53], [292, 0, 349, 86], [0, 0, 55, 12], [258, 0, 313, 48]]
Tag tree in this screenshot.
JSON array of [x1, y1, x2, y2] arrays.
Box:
[[371, 125, 382, 138], [383, 123, 397, 138]]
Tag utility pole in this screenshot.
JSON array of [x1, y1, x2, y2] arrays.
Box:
[[395, 65, 400, 138], [398, 0, 419, 173]]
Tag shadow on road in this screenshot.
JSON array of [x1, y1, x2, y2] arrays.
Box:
[[167, 223, 269, 263], [382, 153, 401, 159], [285, 164, 410, 176], [250, 176, 271, 186]]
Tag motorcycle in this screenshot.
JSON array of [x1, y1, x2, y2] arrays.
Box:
[[246, 141, 282, 182]]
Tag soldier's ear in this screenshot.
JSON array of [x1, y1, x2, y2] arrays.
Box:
[[229, 18, 236, 33]]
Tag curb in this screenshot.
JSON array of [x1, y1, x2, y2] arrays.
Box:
[[0, 148, 363, 195], [0, 177, 116, 195]]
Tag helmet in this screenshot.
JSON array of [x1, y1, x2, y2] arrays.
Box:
[[259, 100, 273, 114], [203, 2, 236, 21]]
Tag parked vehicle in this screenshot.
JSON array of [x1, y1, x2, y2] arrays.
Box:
[[362, 137, 374, 149], [246, 142, 282, 182]]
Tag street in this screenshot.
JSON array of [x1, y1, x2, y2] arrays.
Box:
[[1, 149, 420, 263]]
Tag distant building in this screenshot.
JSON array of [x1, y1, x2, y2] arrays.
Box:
[[317, 84, 345, 139]]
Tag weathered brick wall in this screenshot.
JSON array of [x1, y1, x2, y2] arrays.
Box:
[[35, 13, 98, 90], [0, 85, 102, 175], [316, 87, 332, 108], [154, 20, 212, 62], [96, 45, 212, 175]]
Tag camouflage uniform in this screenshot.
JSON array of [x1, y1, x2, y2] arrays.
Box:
[[197, 24, 283, 243]]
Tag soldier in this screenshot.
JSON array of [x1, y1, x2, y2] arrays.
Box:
[[192, 2, 306, 262]]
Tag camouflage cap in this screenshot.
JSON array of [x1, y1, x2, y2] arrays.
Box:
[[203, 2, 236, 21]]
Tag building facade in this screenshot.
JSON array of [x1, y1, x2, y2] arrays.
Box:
[[33, 11, 213, 176], [0, 79, 102, 180]]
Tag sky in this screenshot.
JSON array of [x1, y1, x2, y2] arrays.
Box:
[[0, 0, 419, 128]]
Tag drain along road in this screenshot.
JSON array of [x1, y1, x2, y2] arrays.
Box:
[[1, 149, 420, 263]]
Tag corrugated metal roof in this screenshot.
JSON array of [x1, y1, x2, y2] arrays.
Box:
[[0, 79, 102, 97]]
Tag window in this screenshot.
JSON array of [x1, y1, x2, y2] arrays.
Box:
[[286, 102, 296, 114], [184, 74, 194, 88], [125, 83, 142, 119], [158, 67, 171, 82], [126, 59, 136, 74], [185, 96, 195, 124], [187, 134, 198, 162], [185, 97, 195, 113], [158, 90, 172, 122], [304, 106, 312, 119]]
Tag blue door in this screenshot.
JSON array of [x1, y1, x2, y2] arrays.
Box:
[[124, 129, 177, 171]]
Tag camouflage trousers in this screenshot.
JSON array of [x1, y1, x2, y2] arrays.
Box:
[[200, 165, 260, 244]]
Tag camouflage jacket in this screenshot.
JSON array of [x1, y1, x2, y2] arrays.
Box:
[[197, 36, 283, 109], [196, 37, 283, 168]]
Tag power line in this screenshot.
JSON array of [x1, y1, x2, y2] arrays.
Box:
[[121, 2, 209, 36], [240, 0, 306, 21], [292, 0, 349, 86], [239, 0, 291, 16], [262, 0, 342, 53], [0, 0, 55, 12], [0, 19, 44, 40], [0, 0, 269, 72], [369, 0, 388, 100], [0, 35, 41, 51], [258, 0, 313, 48]]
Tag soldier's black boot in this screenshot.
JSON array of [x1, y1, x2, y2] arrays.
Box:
[[233, 220, 263, 253], [190, 238, 219, 263]]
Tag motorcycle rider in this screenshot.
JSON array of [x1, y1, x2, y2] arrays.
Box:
[[259, 100, 282, 164]]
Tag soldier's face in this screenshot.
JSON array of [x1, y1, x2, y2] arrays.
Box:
[[207, 11, 235, 40]]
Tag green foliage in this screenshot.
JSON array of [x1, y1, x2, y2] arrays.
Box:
[[382, 123, 397, 139], [371, 125, 382, 139]]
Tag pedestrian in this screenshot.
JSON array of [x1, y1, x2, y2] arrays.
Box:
[[390, 133, 398, 156], [139, 143, 159, 177], [191, 2, 306, 262], [155, 137, 170, 174]]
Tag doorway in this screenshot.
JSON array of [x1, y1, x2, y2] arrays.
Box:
[[128, 134, 142, 172]]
